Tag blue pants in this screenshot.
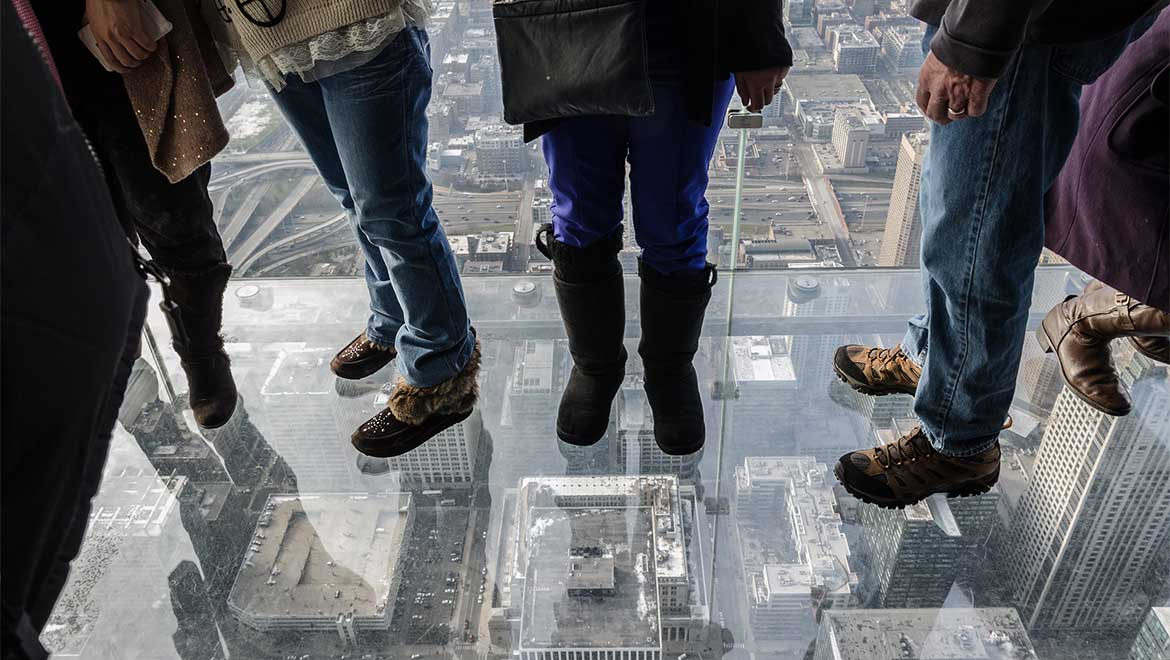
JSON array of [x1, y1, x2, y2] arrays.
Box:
[[542, 78, 736, 275], [906, 23, 1141, 456], [268, 26, 474, 388]]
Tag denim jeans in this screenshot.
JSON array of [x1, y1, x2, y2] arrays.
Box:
[[269, 26, 474, 388], [905, 23, 1143, 456], [542, 77, 736, 275]]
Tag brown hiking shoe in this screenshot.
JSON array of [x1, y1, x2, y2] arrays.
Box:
[[331, 332, 397, 380], [833, 427, 1000, 509], [832, 344, 921, 396]]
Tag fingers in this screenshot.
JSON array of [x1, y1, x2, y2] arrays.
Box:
[[915, 69, 931, 116], [125, 26, 158, 54], [106, 38, 141, 69], [117, 33, 154, 61], [925, 85, 951, 125], [96, 39, 129, 73], [967, 80, 995, 117], [735, 75, 751, 110]]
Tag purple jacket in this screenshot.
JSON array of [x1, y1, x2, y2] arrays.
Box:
[[1045, 9, 1169, 311]]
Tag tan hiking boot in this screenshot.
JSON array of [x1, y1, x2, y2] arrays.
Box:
[[832, 344, 921, 396], [833, 427, 1000, 509]]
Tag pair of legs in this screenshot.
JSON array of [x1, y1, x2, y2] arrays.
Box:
[[834, 22, 1143, 507], [268, 26, 479, 455], [539, 77, 734, 453], [48, 29, 238, 430]]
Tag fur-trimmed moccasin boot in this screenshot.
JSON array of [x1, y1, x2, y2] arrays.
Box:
[[351, 337, 481, 457]]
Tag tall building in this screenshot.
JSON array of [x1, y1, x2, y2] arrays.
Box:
[[1128, 608, 1170, 660], [857, 491, 998, 608], [475, 126, 527, 183], [881, 24, 926, 70], [832, 109, 871, 169], [831, 26, 880, 74], [734, 457, 858, 642], [726, 336, 799, 449], [813, 608, 1039, 660], [878, 132, 930, 267], [1008, 350, 1170, 633], [785, 0, 813, 25], [489, 476, 708, 660]]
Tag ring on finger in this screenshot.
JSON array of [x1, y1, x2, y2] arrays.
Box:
[[947, 106, 968, 117]]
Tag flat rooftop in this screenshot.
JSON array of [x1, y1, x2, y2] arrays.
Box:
[[784, 73, 870, 103], [228, 493, 411, 622], [732, 336, 798, 383], [822, 608, 1038, 660], [520, 507, 660, 650]]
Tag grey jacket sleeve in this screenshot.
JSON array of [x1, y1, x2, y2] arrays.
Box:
[[931, 0, 1054, 79]]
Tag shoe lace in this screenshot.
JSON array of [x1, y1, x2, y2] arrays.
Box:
[[866, 346, 914, 382], [873, 428, 934, 469]]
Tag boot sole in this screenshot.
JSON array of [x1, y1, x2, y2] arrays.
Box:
[[331, 353, 396, 380], [833, 366, 917, 397], [833, 463, 998, 510], [194, 394, 239, 430], [352, 408, 474, 458], [556, 427, 605, 447], [1035, 324, 1132, 416]]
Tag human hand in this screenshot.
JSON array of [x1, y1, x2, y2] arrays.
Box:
[[85, 0, 158, 73], [734, 66, 791, 112], [916, 51, 997, 125]]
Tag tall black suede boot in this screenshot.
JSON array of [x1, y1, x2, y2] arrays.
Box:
[[535, 224, 627, 445], [639, 259, 716, 455], [168, 263, 238, 429]]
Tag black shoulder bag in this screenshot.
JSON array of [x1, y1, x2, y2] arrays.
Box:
[[493, 0, 654, 125]]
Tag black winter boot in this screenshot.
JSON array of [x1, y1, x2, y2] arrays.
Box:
[[535, 224, 628, 445], [168, 263, 238, 429], [638, 260, 716, 455]]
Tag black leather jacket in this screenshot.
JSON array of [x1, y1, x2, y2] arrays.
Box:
[[523, 0, 792, 141], [911, 0, 1165, 79]]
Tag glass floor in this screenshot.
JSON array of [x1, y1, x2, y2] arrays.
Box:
[[43, 268, 1169, 660]]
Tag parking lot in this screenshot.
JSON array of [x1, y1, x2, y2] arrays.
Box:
[[389, 510, 472, 645]]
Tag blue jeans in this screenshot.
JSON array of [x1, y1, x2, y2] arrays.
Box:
[[269, 26, 474, 388], [541, 77, 736, 275], [906, 23, 1142, 456]]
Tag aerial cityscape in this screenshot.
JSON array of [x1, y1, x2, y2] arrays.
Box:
[[41, 2, 1167, 660]]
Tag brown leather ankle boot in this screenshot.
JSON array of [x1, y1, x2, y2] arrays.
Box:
[[1037, 283, 1170, 415], [1131, 336, 1170, 364]]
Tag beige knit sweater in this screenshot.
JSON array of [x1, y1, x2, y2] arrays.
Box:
[[229, 0, 405, 62]]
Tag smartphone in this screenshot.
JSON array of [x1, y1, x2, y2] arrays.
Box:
[[78, 0, 173, 72]]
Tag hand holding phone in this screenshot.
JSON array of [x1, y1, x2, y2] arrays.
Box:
[[79, 0, 172, 73]]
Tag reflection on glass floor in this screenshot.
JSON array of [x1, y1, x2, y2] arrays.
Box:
[[44, 269, 1170, 660]]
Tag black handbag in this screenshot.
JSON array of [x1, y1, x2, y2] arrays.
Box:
[[493, 0, 654, 125]]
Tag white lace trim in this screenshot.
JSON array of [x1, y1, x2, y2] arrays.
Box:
[[270, 12, 408, 75], [259, 0, 432, 90]]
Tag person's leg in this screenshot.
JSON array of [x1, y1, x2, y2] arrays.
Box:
[[537, 113, 630, 444], [62, 62, 237, 429], [317, 26, 473, 389], [833, 27, 1139, 509], [28, 283, 149, 628], [625, 77, 734, 454], [627, 78, 734, 276], [911, 32, 1137, 456], [268, 75, 407, 353]]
